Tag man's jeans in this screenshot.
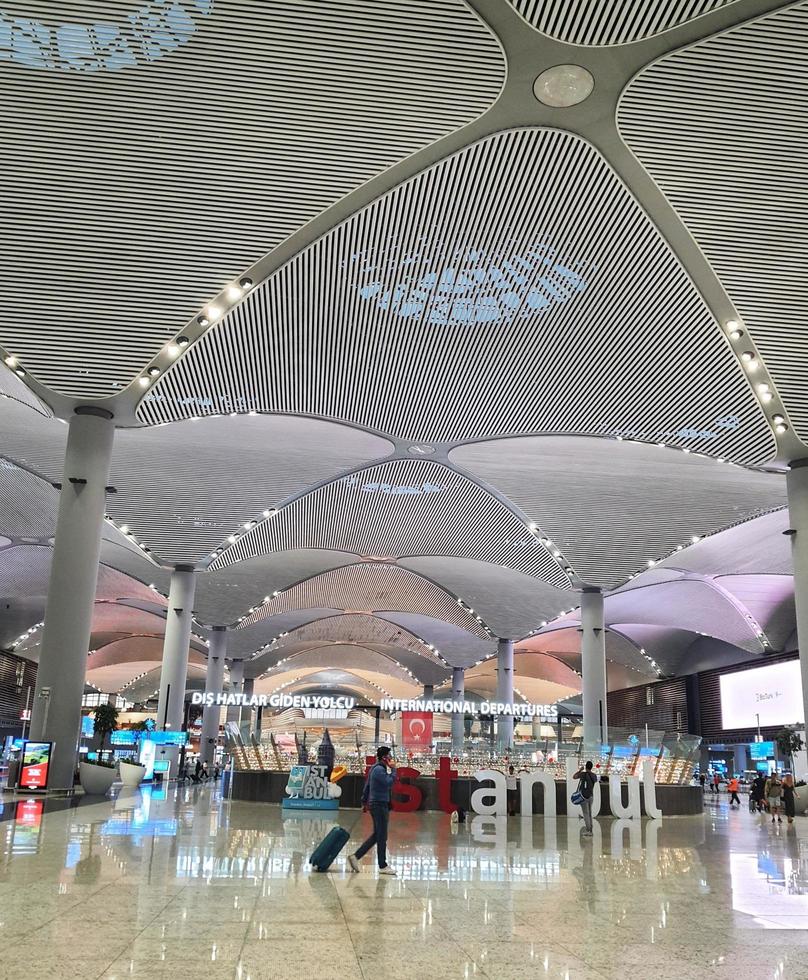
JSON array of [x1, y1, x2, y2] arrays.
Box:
[[580, 797, 593, 832], [355, 802, 390, 868]]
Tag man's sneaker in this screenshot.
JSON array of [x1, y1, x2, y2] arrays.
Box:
[[348, 855, 360, 873], [379, 866, 397, 876]]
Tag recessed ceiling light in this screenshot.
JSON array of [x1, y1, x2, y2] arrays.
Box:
[[239, 277, 253, 290], [741, 351, 755, 362], [226, 285, 242, 302], [166, 344, 180, 358], [775, 423, 788, 435], [177, 336, 190, 348], [773, 414, 785, 424], [726, 319, 739, 331], [147, 366, 160, 377], [227, 535, 237, 544], [206, 305, 221, 321], [196, 315, 209, 327], [691, 535, 700, 543], [138, 376, 149, 387], [4, 355, 17, 367]]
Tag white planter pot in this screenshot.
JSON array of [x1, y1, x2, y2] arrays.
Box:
[[119, 761, 146, 787], [79, 761, 116, 796]]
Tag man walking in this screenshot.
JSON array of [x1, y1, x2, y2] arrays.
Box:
[[349, 746, 397, 875], [573, 760, 597, 837]]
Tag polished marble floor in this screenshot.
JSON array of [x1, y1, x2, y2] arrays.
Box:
[[0, 784, 807, 979]]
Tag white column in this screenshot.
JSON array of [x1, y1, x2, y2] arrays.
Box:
[[786, 461, 808, 731], [199, 627, 226, 766], [30, 409, 115, 790], [242, 677, 254, 735], [422, 684, 434, 700], [496, 638, 515, 752], [451, 667, 465, 754], [581, 588, 607, 752], [156, 567, 196, 737], [227, 659, 244, 725]]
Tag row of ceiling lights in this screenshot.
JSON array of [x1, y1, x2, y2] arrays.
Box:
[[9, 620, 44, 650], [135, 278, 254, 392], [727, 319, 790, 437]]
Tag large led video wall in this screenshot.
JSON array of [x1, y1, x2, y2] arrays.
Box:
[[720, 659, 804, 730]]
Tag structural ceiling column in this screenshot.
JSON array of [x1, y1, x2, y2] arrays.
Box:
[[199, 627, 226, 767], [786, 461, 808, 732], [451, 667, 465, 755], [156, 566, 196, 738], [422, 684, 434, 700], [581, 587, 608, 752], [496, 638, 515, 753], [29, 409, 115, 790], [227, 659, 244, 725]]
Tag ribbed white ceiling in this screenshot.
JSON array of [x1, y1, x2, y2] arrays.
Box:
[[107, 415, 391, 563], [619, 2, 808, 444], [210, 457, 570, 587], [451, 436, 786, 588], [139, 128, 773, 464], [236, 563, 491, 637], [0, 459, 57, 539], [509, 0, 737, 44], [0, 0, 503, 396]]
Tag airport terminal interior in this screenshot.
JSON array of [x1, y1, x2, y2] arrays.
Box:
[[2, 0, 808, 977]]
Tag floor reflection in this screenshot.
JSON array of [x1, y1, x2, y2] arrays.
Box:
[[0, 785, 806, 978]]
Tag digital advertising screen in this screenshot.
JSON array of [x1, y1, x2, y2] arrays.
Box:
[[19, 741, 52, 790], [720, 660, 804, 730], [750, 741, 775, 761]]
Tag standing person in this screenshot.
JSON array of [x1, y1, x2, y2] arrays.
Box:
[[349, 746, 397, 876], [727, 775, 741, 808], [573, 760, 597, 837], [750, 773, 766, 812], [506, 765, 519, 816], [765, 771, 783, 824], [712, 772, 720, 796], [783, 773, 797, 825], [699, 772, 706, 794]]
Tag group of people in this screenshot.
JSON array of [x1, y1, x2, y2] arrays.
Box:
[[700, 769, 799, 823], [178, 758, 220, 783], [750, 771, 798, 823]]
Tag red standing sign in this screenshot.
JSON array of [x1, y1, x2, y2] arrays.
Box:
[[19, 741, 52, 791]]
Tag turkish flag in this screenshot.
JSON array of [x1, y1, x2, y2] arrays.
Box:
[[402, 711, 433, 749]]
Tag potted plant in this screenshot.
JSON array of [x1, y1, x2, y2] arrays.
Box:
[[776, 726, 804, 775], [119, 754, 146, 787], [79, 702, 119, 796]]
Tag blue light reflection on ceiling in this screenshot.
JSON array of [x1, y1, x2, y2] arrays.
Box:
[[0, 0, 212, 72], [349, 238, 594, 326]]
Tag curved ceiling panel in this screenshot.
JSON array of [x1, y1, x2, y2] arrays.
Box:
[[516, 624, 658, 680], [619, 2, 808, 443], [715, 574, 794, 652], [255, 666, 416, 702], [400, 556, 572, 638], [658, 508, 791, 577], [256, 644, 431, 687], [509, 0, 737, 44], [0, 363, 51, 415], [0, 0, 503, 396], [0, 459, 58, 538], [107, 416, 392, 564], [237, 563, 491, 637], [87, 637, 206, 671], [225, 608, 344, 660], [254, 669, 390, 704], [375, 612, 497, 668], [451, 436, 786, 588], [258, 613, 444, 665], [139, 128, 773, 465], [211, 458, 570, 587], [195, 550, 360, 625]]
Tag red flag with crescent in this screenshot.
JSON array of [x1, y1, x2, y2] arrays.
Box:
[[402, 711, 433, 749]]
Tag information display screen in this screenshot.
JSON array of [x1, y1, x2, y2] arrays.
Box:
[[720, 660, 804, 730], [750, 741, 775, 761], [19, 741, 52, 790]]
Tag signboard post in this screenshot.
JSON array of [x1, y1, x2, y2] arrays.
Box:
[[18, 741, 53, 791]]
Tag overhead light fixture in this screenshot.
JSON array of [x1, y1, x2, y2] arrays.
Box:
[[741, 351, 754, 362], [14, 367, 26, 377], [243, 521, 256, 530], [196, 315, 209, 327], [4, 355, 17, 367], [166, 344, 180, 358], [239, 277, 254, 290], [206, 305, 221, 321], [147, 366, 160, 377], [138, 376, 150, 387], [177, 336, 190, 348], [691, 535, 700, 543], [226, 285, 242, 302], [775, 423, 788, 435], [773, 414, 785, 424], [227, 534, 237, 544]]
